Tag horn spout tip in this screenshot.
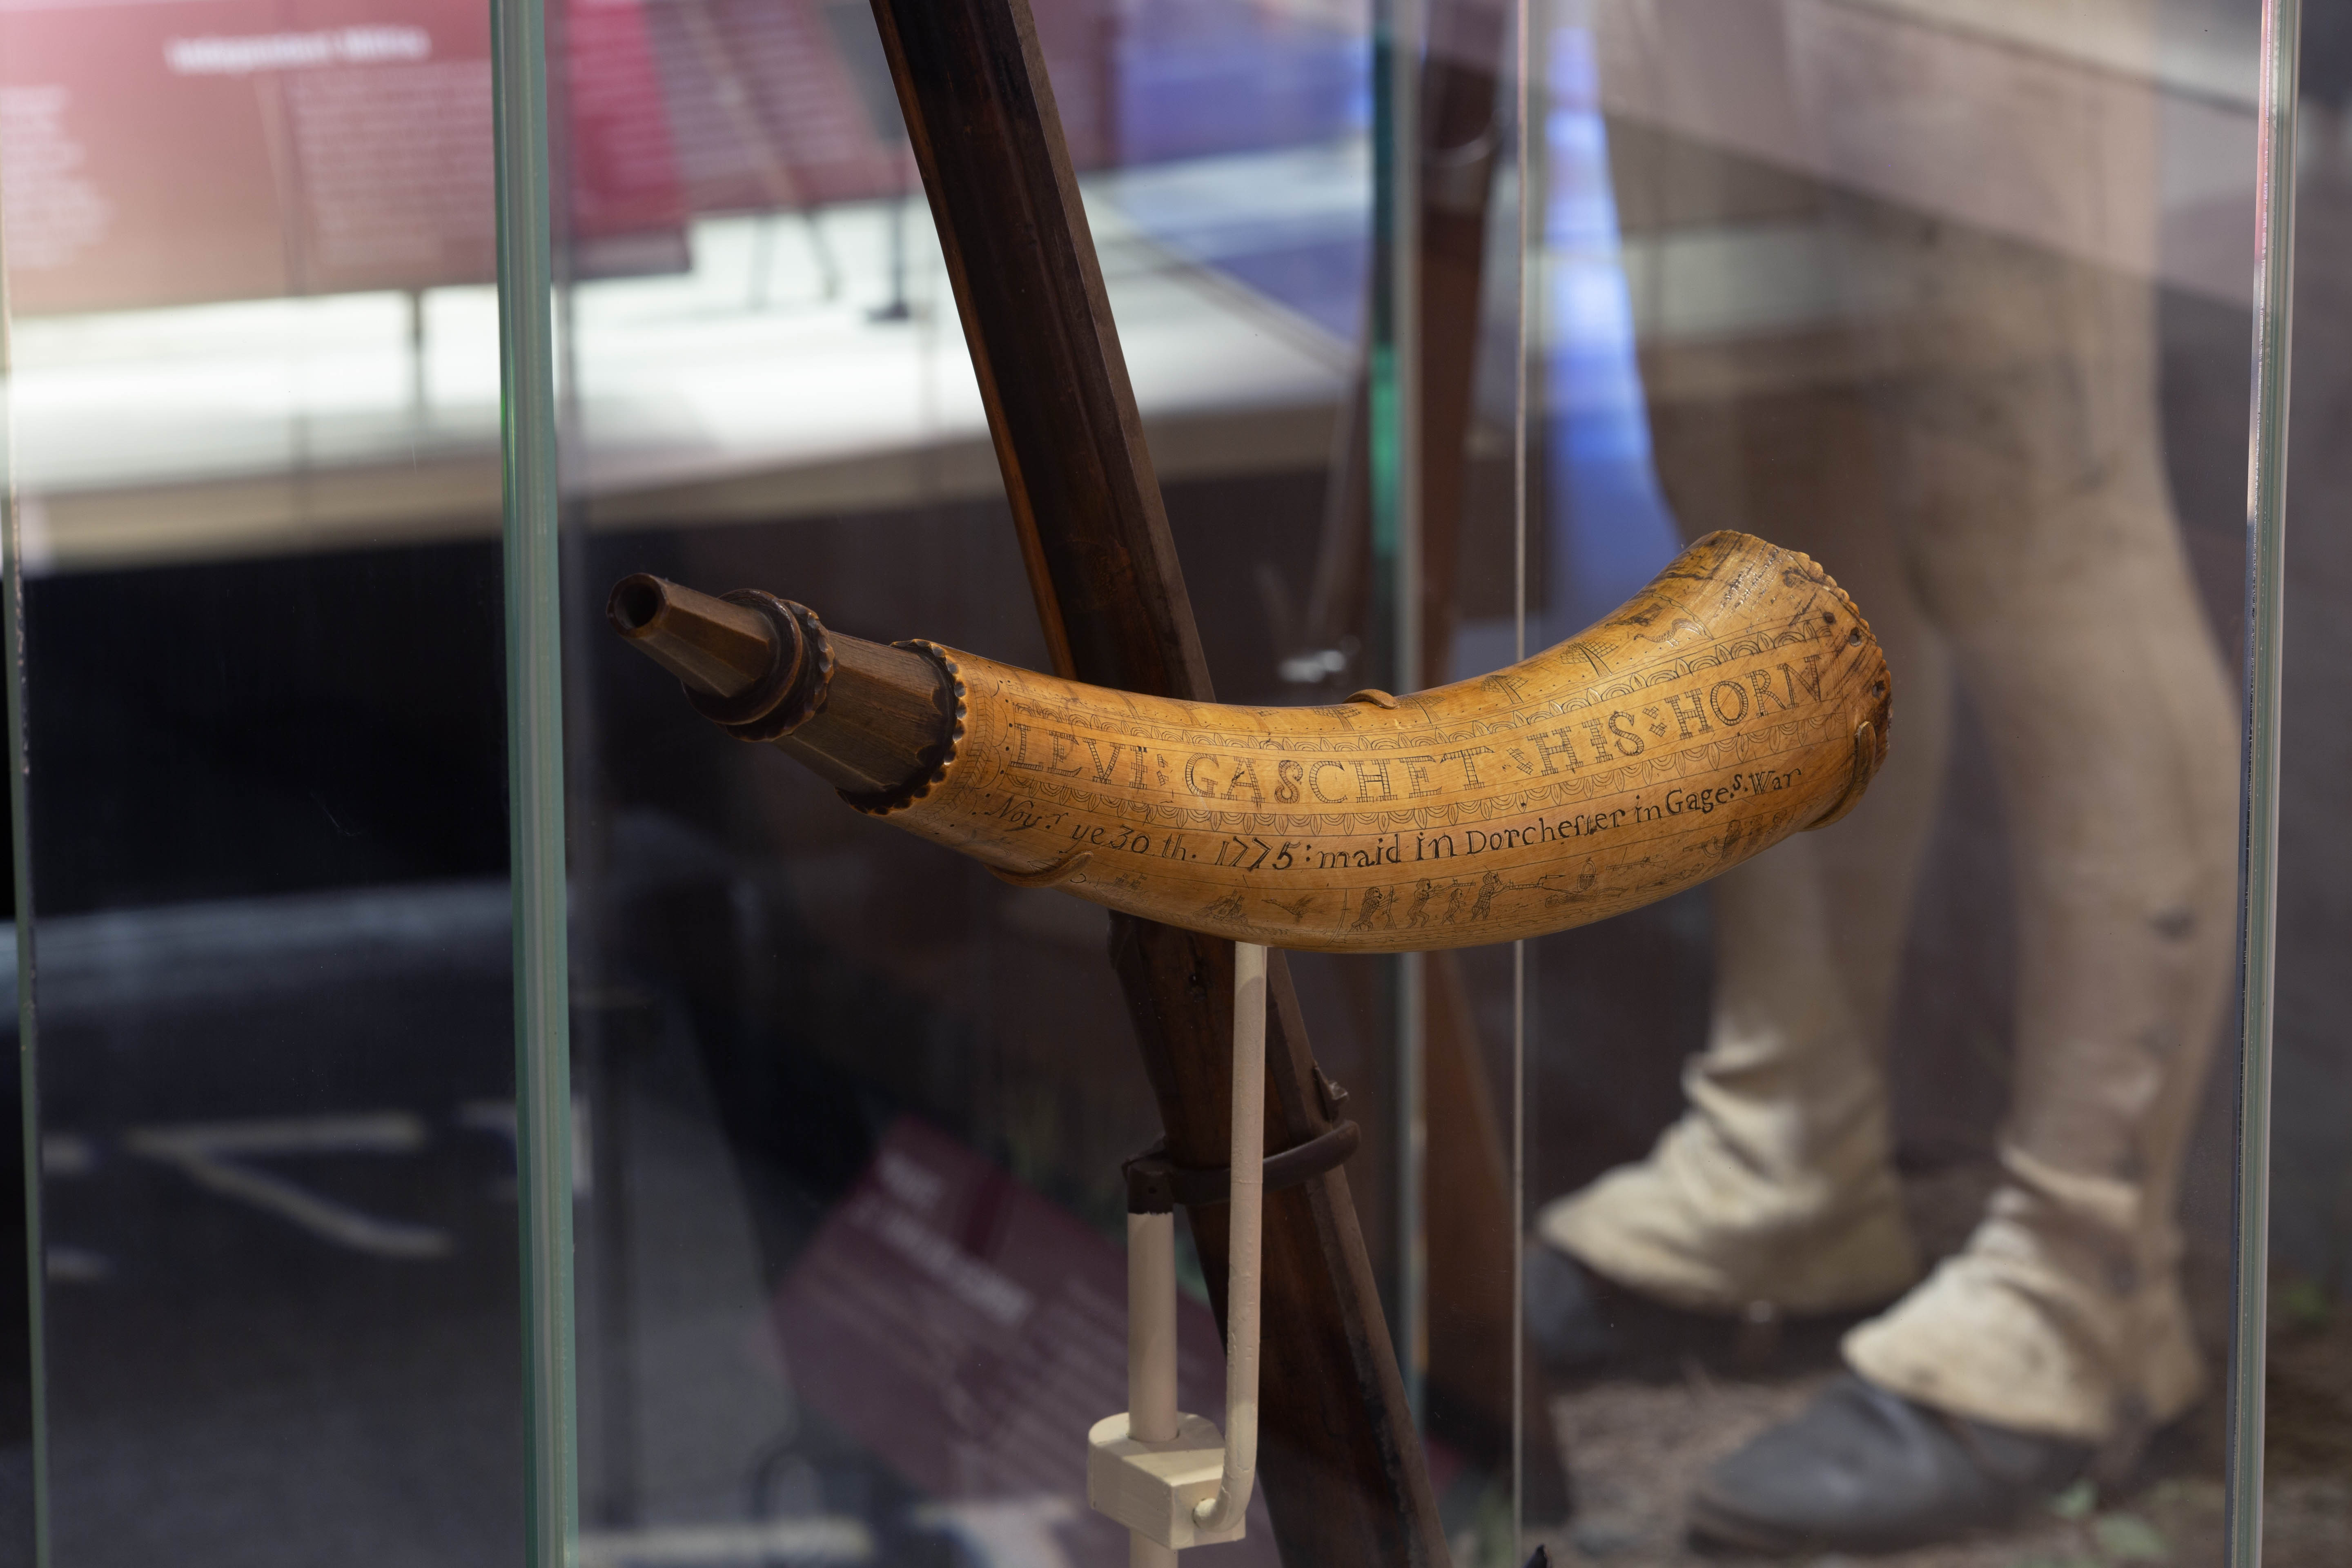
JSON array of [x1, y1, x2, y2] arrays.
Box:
[[603, 572, 785, 704], [606, 573, 670, 639]]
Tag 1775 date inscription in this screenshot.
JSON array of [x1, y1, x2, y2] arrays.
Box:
[[869, 532, 1890, 953]]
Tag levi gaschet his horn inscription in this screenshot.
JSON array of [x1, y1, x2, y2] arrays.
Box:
[[608, 529, 1890, 953]]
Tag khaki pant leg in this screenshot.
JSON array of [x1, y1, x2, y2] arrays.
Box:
[[1836, 216, 2238, 1442], [1791, 0, 2237, 1439], [1556, 7, 2238, 1425], [1537, 828, 1930, 1312]]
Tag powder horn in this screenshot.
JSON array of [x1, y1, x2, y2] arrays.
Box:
[[608, 530, 1889, 953]]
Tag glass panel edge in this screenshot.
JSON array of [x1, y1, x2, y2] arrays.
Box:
[[0, 211, 46, 1568], [491, 0, 579, 1563], [2229, 1, 2302, 1563]]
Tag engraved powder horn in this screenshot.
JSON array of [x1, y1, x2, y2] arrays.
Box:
[[607, 530, 1890, 954]]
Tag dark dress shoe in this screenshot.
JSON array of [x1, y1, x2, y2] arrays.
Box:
[[1687, 1374, 2091, 1555], [1525, 1242, 1871, 1379], [1524, 1241, 1621, 1371]]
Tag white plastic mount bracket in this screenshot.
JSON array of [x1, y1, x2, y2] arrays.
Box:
[[1085, 1412, 1247, 1550]]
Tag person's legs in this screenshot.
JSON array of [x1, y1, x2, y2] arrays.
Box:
[[1834, 215, 2236, 1447], [1538, 0, 1952, 1320], [1536, 583, 1950, 1313], [1680, 215, 2236, 1551], [1550, 0, 2237, 1546], [1775, 0, 2236, 1449], [1675, 4, 2238, 1544]]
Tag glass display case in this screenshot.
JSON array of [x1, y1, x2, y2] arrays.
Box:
[[0, 0, 2328, 1564]]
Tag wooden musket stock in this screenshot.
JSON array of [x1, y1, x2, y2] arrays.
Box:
[[610, 530, 1891, 953]]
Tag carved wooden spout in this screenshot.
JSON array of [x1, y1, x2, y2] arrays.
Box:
[[608, 531, 1890, 953]]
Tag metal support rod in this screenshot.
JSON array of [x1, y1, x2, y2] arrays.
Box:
[[1197, 943, 1267, 1535]]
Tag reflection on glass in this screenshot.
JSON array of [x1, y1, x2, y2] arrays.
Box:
[[1521, 0, 2261, 1560], [0, 2, 519, 1564], [0, 0, 2295, 1559], [551, 2, 1420, 1565]]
